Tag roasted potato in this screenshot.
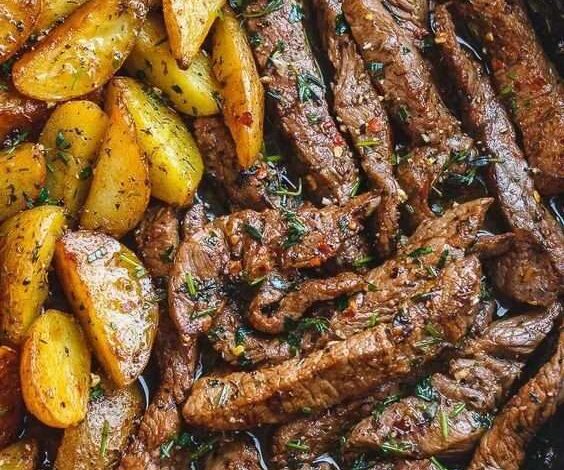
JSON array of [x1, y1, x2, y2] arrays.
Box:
[[55, 378, 143, 470], [163, 0, 225, 69], [20, 310, 91, 428], [54, 231, 159, 387], [0, 347, 23, 448], [0, 206, 66, 345], [12, 0, 147, 101], [0, 438, 38, 469], [80, 81, 150, 238], [0, 0, 42, 64], [0, 88, 48, 143], [33, 0, 90, 33], [111, 77, 203, 207], [0, 143, 46, 224], [40, 101, 108, 219], [124, 13, 221, 116], [212, 7, 264, 168]]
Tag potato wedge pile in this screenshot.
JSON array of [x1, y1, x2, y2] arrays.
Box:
[[0, 0, 265, 465]]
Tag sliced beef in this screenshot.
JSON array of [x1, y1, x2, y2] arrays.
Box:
[[458, 0, 564, 196], [468, 316, 564, 470], [314, 0, 400, 257], [242, 0, 359, 205], [182, 254, 481, 430], [343, 0, 475, 227], [434, 3, 564, 305], [382, 0, 429, 44], [346, 302, 562, 459], [169, 193, 379, 338], [204, 436, 263, 470], [182, 201, 209, 240], [135, 204, 179, 279]]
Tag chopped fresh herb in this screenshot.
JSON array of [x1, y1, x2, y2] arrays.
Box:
[[215, 383, 231, 406], [299, 317, 330, 335], [33, 187, 59, 206], [356, 138, 381, 148], [160, 438, 176, 459], [189, 437, 218, 461], [450, 402, 466, 417], [336, 295, 349, 311], [99, 420, 110, 457], [87, 245, 108, 263], [372, 394, 400, 418], [282, 210, 308, 249], [301, 406, 312, 415], [411, 290, 439, 302], [268, 40, 286, 67], [438, 408, 449, 439], [274, 178, 302, 196], [79, 166, 93, 180], [430, 456, 450, 470], [243, 0, 283, 18], [306, 112, 321, 124], [190, 306, 218, 320], [353, 255, 374, 268], [119, 252, 147, 278], [296, 71, 324, 103], [243, 222, 263, 242], [367, 313, 380, 328], [247, 275, 266, 286], [89, 383, 104, 400], [235, 326, 251, 346], [436, 249, 449, 270], [408, 246, 433, 259], [335, 13, 350, 35], [349, 179, 361, 197], [264, 153, 282, 163], [55, 131, 71, 150], [397, 104, 410, 123], [286, 439, 309, 452], [184, 272, 199, 298], [473, 411, 493, 429], [415, 376, 437, 402], [380, 438, 412, 455], [171, 84, 182, 94], [288, 3, 304, 22], [480, 277, 493, 301], [367, 61, 384, 76], [160, 245, 175, 264], [401, 45, 411, 54], [211, 90, 224, 109], [425, 322, 443, 339], [266, 89, 283, 101], [249, 32, 262, 47]]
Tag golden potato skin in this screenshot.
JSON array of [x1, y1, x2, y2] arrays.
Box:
[[0, 0, 42, 64], [12, 0, 147, 101], [0, 206, 66, 345], [124, 13, 220, 116], [0, 143, 46, 224], [163, 0, 225, 69], [80, 81, 150, 238], [0, 347, 24, 448], [55, 378, 143, 470], [112, 77, 204, 207], [20, 310, 92, 428], [212, 7, 264, 168], [54, 231, 159, 387], [33, 0, 89, 33], [0, 88, 48, 143], [0, 438, 38, 469], [40, 100, 108, 219]]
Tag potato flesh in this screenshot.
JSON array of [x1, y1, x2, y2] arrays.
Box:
[[80, 81, 150, 238], [212, 7, 264, 168], [54, 231, 159, 387], [112, 76, 204, 207], [0, 205, 66, 345], [0, 438, 38, 470], [12, 0, 147, 101], [0, 0, 41, 64], [40, 100, 108, 219], [33, 0, 90, 33], [125, 13, 221, 116], [0, 143, 46, 224], [163, 0, 225, 69], [20, 310, 92, 428], [0, 346, 23, 448]]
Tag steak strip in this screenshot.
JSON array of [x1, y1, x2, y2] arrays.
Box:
[[204, 436, 264, 470], [434, 3, 564, 305], [242, 0, 359, 205], [457, 0, 564, 196], [467, 314, 564, 470]]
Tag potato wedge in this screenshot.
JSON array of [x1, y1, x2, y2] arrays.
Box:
[[163, 0, 225, 69], [33, 0, 89, 34], [0, 143, 46, 224], [12, 0, 146, 101], [80, 82, 150, 238], [0, 438, 38, 469], [20, 310, 91, 428], [0, 0, 42, 64], [0, 347, 23, 448], [0, 206, 66, 345], [124, 13, 220, 116], [55, 378, 143, 470], [0, 88, 48, 143], [212, 7, 264, 168], [54, 231, 159, 387], [40, 101, 108, 219], [111, 77, 203, 207]]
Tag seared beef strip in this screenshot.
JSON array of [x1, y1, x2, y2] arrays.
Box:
[[368, 461, 439, 470], [314, 0, 401, 257], [135, 204, 180, 279], [182, 253, 481, 430], [457, 0, 564, 196], [382, 0, 429, 45], [343, 0, 476, 227], [203, 436, 263, 470], [346, 302, 562, 458], [242, 0, 359, 205], [434, 4, 564, 305], [468, 316, 564, 470], [169, 192, 379, 338]]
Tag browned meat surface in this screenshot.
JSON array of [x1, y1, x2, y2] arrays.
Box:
[[182, 202, 209, 240], [434, 3, 564, 306], [0, 346, 22, 448], [271, 382, 398, 468], [382, 0, 429, 44], [193, 116, 298, 211], [204, 437, 263, 470], [242, 0, 359, 205], [346, 302, 562, 459], [458, 0, 564, 196], [343, 0, 475, 227], [169, 193, 379, 338], [314, 0, 400, 257], [468, 317, 564, 470], [135, 204, 179, 279]]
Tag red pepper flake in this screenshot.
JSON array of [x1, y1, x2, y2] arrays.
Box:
[[367, 117, 382, 133], [333, 134, 345, 146], [317, 242, 331, 254], [490, 58, 504, 72], [239, 112, 254, 127]]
